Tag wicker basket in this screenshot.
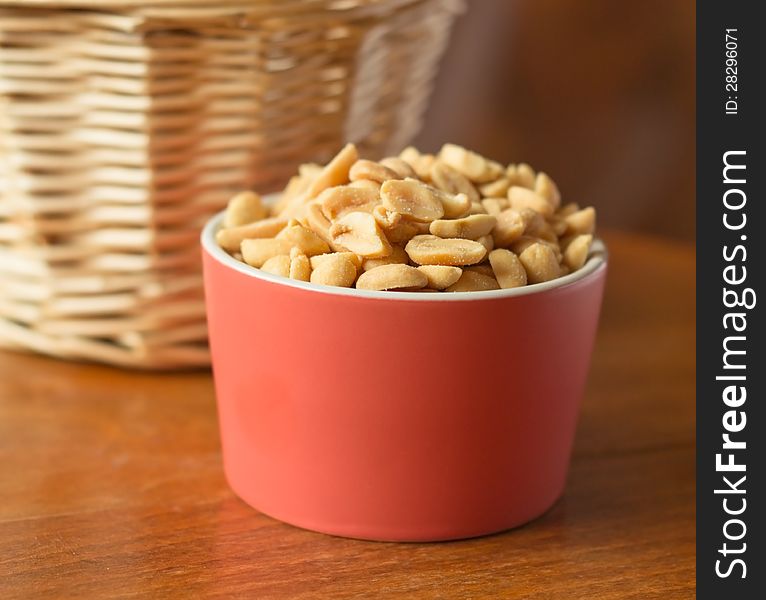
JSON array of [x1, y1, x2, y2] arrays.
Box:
[[0, 0, 463, 368]]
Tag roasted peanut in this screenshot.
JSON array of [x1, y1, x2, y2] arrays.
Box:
[[507, 163, 536, 189], [508, 186, 555, 217], [479, 177, 511, 198], [399, 146, 436, 180], [518, 242, 560, 283], [481, 197, 509, 216], [466, 201, 488, 215], [224, 191, 267, 227], [304, 143, 358, 199], [310, 253, 358, 288], [362, 245, 409, 271], [276, 221, 330, 256], [318, 186, 379, 220], [535, 172, 561, 210], [477, 234, 494, 253], [488, 249, 527, 288], [511, 236, 562, 261], [289, 247, 311, 281], [383, 220, 420, 244], [430, 161, 480, 204], [562, 234, 593, 270], [329, 211, 392, 258], [466, 264, 495, 277], [429, 214, 496, 239], [438, 143, 504, 183], [310, 252, 363, 270], [405, 235, 487, 266], [492, 208, 526, 247], [356, 264, 427, 291], [348, 179, 382, 194], [558, 202, 581, 218], [216, 217, 288, 253], [241, 238, 292, 268], [372, 204, 402, 229], [446, 270, 500, 292], [417, 265, 463, 290], [261, 254, 291, 277], [380, 178, 445, 222], [380, 157, 417, 179], [349, 159, 400, 184], [564, 207, 596, 235]]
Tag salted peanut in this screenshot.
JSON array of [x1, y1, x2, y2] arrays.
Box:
[[508, 186, 554, 217], [535, 172, 561, 210], [362, 245, 409, 271], [438, 143, 504, 183], [356, 264, 427, 291], [216, 217, 288, 253], [466, 201, 488, 215], [479, 177, 511, 198], [304, 203, 347, 252], [380, 178, 445, 222], [304, 143, 358, 199], [429, 214, 496, 239], [405, 234, 486, 266], [310, 251, 363, 270], [511, 236, 562, 261], [489, 249, 527, 288], [550, 216, 569, 236], [562, 234, 593, 271], [477, 234, 494, 252], [276, 221, 330, 256], [466, 264, 495, 277], [557, 202, 581, 218], [521, 208, 558, 243], [518, 242, 560, 284], [384, 221, 420, 244], [481, 197, 509, 216], [492, 208, 527, 247], [437, 190, 471, 219], [318, 186, 379, 220], [564, 207, 596, 235], [507, 163, 536, 189], [417, 265, 462, 290], [380, 157, 417, 179], [310, 253, 357, 288], [289, 247, 311, 281], [329, 211, 392, 258], [399, 146, 436, 180], [372, 204, 402, 229], [261, 254, 291, 277], [224, 191, 267, 227], [348, 179, 382, 194], [349, 159, 400, 184], [446, 270, 500, 292], [241, 238, 292, 268], [430, 161, 480, 204]]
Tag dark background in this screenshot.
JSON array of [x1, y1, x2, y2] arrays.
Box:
[[416, 0, 695, 241]]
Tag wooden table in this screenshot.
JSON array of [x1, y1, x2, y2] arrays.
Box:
[[0, 231, 695, 599]]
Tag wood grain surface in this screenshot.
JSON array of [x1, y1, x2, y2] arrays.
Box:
[[0, 231, 695, 599]]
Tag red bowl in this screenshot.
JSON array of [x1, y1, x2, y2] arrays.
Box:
[[201, 210, 607, 541]]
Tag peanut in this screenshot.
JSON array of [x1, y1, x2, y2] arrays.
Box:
[[310, 253, 358, 288], [481, 197, 509, 216], [310, 252, 363, 270], [518, 242, 560, 284], [318, 186, 379, 220], [349, 159, 400, 184], [329, 211, 392, 258], [372, 204, 402, 229], [304, 143, 358, 199], [261, 254, 291, 278], [380, 178, 445, 222], [356, 264, 427, 291], [446, 270, 500, 292], [535, 172, 561, 210], [466, 264, 495, 277], [562, 234, 593, 271], [276, 221, 330, 256], [492, 208, 526, 247], [405, 234, 487, 266], [348, 179, 382, 194], [417, 265, 463, 290], [399, 146, 436, 180], [477, 234, 494, 253], [488, 249, 527, 288], [438, 143, 504, 183], [558, 202, 581, 218], [289, 247, 311, 281], [383, 221, 420, 245], [564, 207, 596, 235], [429, 214, 496, 239], [380, 157, 417, 179], [362, 245, 409, 271], [241, 238, 292, 268], [479, 177, 511, 198], [224, 191, 267, 227], [508, 186, 555, 217], [507, 163, 536, 189], [430, 161, 480, 204], [466, 201, 488, 215], [216, 217, 288, 253]]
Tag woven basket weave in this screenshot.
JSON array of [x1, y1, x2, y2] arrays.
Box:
[[0, 0, 463, 368]]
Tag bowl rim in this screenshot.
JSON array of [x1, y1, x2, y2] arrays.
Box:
[[201, 209, 607, 302]]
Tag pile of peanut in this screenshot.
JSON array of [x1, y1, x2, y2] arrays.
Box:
[[216, 143, 596, 293]]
